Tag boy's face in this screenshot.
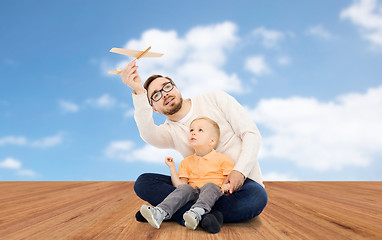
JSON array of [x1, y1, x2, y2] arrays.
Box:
[[188, 119, 216, 149], [147, 77, 183, 116]]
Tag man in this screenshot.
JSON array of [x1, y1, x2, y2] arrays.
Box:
[[121, 60, 267, 232]]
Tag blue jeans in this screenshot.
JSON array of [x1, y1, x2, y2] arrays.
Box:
[[134, 173, 268, 226]]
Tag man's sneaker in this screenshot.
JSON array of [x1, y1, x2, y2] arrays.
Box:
[[140, 205, 165, 229], [183, 209, 202, 230], [135, 210, 147, 222], [200, 210, 224, 234]]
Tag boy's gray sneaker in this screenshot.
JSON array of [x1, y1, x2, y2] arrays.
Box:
[[140, 205, 165, 229], [183, 209, 202, 230]]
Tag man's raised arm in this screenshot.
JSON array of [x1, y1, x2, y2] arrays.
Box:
[[121, 60, 174, 149], [121, 60, 145, 95]]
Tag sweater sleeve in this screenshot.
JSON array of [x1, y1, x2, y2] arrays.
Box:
[[213, 90, 262, 178], [132, 92, 174, 149]]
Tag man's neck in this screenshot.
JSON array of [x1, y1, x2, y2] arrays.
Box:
[[167, 99, 191, 122]]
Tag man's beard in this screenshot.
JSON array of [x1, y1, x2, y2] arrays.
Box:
[[164, 97, 183, 115]]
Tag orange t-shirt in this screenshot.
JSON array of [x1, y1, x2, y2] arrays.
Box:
[[177, 150, 235, 188]]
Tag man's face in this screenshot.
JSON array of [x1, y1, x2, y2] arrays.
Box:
[[147, 77, 183, 116]]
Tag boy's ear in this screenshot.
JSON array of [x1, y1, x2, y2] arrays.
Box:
[[209, 137, 217, 147]]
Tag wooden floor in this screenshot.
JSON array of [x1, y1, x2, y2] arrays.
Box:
[[0, 181, 381, 240]]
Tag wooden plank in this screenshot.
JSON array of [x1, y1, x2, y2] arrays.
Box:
[[0, 182, 381, 239]]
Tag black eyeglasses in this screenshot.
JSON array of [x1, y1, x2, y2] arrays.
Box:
[[150, 82, 175, 104]]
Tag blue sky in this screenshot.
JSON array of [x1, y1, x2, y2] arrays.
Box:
[[1, 0, 381, 181]]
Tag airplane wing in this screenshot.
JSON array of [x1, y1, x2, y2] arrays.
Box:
[[108, 46, 164, 75], [108, 68, 122, 75], [108, 70, 122, 75], [110, 47, 164, 58]]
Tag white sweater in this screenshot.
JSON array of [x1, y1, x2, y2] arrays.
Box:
[[133, 90, 264, 187]]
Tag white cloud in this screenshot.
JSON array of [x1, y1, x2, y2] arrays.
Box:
[[30, 134, 62, 148], [131, 144, 183, 163], [0, 157, 37, 178], [109, 21, 243, 98], [252, 27, 285, 48], [0, 134, 62, 148], [59, 100, 79, 113], [0, 158, 21, 169], [306, 25, 333, 39], [85, 94, 117, 109], [341, 0, 382, 46], [185, 23, 239, 65], [277, 56, 291, 66], [124, 29, 187, 68], [0, 136, 27, 146], [248, 85, 382, 171], [245, 55, 271, 76], [17, 169, 37, 177], [124, 109, 134, 118], [263, 172, 298, 181], [118, 102, 135, 118], [104, 141, 183, 163], [104, 140, 135, 160], [60, 94, 120, 114]]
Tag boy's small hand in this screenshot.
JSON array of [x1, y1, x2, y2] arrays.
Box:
[[222, 170, 245, 194], [165, 157, 175, 168], [220, 183, 230, 194]]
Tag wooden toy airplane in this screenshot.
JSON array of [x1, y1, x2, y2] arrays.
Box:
[[108, 46, 163, 75]]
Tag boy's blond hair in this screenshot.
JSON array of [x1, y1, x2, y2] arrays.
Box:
[[190, 117, 220, 145]]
